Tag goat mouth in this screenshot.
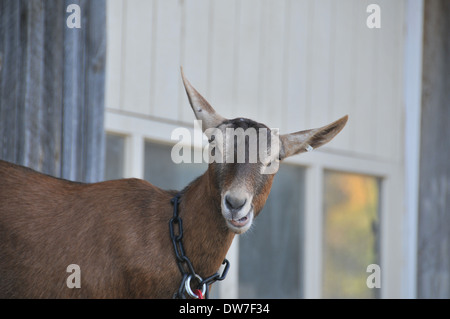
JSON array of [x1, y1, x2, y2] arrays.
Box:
[[228, 210, 253, 229]]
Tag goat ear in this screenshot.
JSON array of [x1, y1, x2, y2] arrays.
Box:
[[180, 66, 226, 131], [279, 115, 348, 159]]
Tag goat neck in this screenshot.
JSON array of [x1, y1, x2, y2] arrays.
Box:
[[177, 171, 235, 278]]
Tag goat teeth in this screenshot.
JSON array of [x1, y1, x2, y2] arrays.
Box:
[[230, 213, 251, 227]]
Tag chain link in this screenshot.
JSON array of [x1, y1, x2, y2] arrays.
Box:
[[169, 193, 230, 299]]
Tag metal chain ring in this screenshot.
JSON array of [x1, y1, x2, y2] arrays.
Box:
[[185, 274, 206, 299]]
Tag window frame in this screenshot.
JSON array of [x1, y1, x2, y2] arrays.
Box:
[[105, 108, 404, 298]]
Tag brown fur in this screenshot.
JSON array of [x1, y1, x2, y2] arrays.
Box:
[[0, 160, 241, 298]]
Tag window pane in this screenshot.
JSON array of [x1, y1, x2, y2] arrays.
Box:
[[144, 141, 207, 191], [322, 171, 380, 298], [239, 164, 305, 298], [104, 133, 125, 180]]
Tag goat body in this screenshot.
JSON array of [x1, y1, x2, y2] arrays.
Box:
[[0, 160, 233, 298]]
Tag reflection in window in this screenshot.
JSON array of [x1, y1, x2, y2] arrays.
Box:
[[104, 133, 125, 181], [143, 141, 207, 190], [322, 171, 380, 298], [239, 163, 305, 298]]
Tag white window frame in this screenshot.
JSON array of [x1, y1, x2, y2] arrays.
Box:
[[105, 107, 405, 299], [402, 0, 424, 299]]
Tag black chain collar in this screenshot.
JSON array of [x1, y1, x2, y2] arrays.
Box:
[[169, 193, 230, 299]]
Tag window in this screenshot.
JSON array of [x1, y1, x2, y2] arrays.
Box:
[[322, 171, 381, 298], [143, 141, 207, 190], [104, 133, 125, 180], [239, 163, 305, 298]]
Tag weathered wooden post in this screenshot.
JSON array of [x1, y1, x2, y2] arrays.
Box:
[[0, 0, 106, 182], [418, 0, 450, 299]]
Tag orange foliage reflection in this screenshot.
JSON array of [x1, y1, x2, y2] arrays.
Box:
[[322, 171, 380, 298]]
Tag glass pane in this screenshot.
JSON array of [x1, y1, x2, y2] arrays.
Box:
[[104, 133, 125, 181], [239, 163, 305, 298], [144, 141, 207, 192], [322, 171, 380, 298]]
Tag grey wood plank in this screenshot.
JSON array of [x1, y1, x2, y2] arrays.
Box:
[[418, 0, 450, 299], [20, 0, 45, 172], [0, 0, 106, 183], [84, 0, 106, 182], [0, 0, 21, 163], [42, 0, 64, 177]]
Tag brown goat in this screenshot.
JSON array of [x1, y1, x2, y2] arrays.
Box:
[[0, 69, 347, 298]]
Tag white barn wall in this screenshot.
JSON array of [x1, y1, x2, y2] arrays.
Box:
[[104, 0, 408, 297], [179, 0, 211, 122], [122, 0, 154, 115], [106, 0, 405, 163]]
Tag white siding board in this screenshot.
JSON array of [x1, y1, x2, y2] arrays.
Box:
[[152, 0, 182, 121], [375, 0, 402, 161], [369, 4, 383, 159], [234, 0, 262, 122], [353, 0, 377, 157], [284, 0, 309, 134], [208, 0, 237, 120], [371, 1, 386, 160], [394, 1, 406, 164], [343, 1, 359, 156], [121, 0, 153, 115], [329, 0, 354, 152], [105, 0, 123, 110], [380, 0, 405, 163], [179, 0, 211, 123], [308, 0, 333, 132], [258, 0, 286, 130]]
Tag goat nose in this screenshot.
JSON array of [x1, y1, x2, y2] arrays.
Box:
[[225, 194, 246, 211]]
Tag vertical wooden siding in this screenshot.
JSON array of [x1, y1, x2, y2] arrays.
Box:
[[106, 0, 405, 162], [418, 0, 450, 299], [0, 0, 106, 182]]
